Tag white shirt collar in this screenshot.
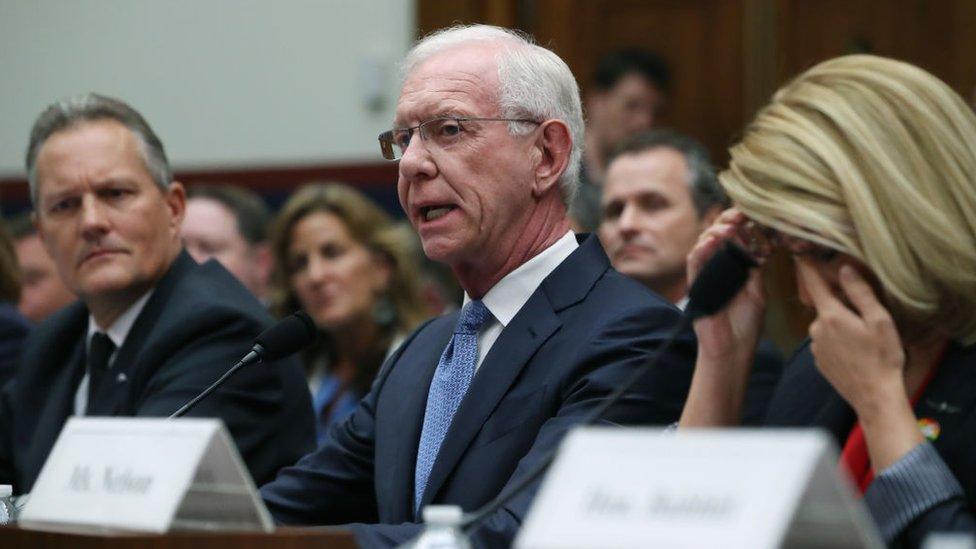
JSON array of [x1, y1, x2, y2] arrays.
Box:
[[676, 295, 689, 311], [464, 231, 578, 327], [86, 290, 154, 355]]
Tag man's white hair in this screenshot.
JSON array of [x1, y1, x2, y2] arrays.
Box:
[[402, 24, 583, 205]]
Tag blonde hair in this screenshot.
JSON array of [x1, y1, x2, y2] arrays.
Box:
[[721, 55, 976, 344]]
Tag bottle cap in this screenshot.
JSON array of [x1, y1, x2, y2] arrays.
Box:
[[422, 505, 463, 525], [0, 485, 11, 497]]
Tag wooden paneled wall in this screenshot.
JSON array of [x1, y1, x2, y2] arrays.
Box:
[[417, 0, 976, 351]]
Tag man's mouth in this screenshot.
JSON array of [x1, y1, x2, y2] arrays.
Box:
[[421, 205, 456, 222], [80, 248, 123, 265]]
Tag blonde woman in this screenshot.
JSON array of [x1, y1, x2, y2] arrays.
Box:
[[269, 183, 431, 444], [679, 55, 976, 546]]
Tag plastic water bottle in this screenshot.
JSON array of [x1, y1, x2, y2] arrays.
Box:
[[0, 485, 15, 525], [404, 505, 472, 549]]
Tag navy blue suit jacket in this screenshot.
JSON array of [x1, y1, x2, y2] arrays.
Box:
[[765, 341, 976, 548], [261, 234, 696, 547], [0, 251, 315, 493], [0, 303, 30, 388]]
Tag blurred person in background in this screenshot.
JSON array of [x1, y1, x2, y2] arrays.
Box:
[[679, 55, 976, 546], [0, 222, 31, 385], [599, 129, 781, 425], [182, 184, 272, 302], [6, 212, 76, 323], [269, 183, 430, 444], [571, 48, 671, 231]]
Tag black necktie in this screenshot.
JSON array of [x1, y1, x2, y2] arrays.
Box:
[[87, 332, 115, 411]]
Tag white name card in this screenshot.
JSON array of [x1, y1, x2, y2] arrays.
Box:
[[19, 417, 273, 534], [515, 427, 883, 549]]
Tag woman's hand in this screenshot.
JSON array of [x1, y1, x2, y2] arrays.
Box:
[[687, 209, 767, 365], [796, 259, 923, 470], [680, 209, 766, 427]]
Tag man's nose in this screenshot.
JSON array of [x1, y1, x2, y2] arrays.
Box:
[[79, 195, 110, 237], [617, 203, 640, 233], [398, 135, 437, 182]]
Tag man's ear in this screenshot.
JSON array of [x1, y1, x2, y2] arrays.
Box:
[[165, 181, 187, 234], [531, 120, 573, 198]]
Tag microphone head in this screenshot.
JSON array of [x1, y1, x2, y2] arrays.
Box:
[[685, 242, 758, 320], [254, 311, 317, 361]]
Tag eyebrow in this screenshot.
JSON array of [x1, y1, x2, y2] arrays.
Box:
[[393, 108, 471, 129]]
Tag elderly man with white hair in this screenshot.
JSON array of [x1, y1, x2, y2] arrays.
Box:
[[260, 24, 695, 547]]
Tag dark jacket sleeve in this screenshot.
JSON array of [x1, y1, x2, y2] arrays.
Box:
[[865, 442, 976, 548], [131, 306, 315, 486], [259, 330, 423, 526]]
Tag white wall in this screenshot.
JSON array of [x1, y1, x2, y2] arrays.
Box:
[[0, 0, 414, 178]]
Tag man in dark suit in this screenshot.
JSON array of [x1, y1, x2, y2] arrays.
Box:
[[0, 93, 315, 494], [598, 129, 782, 424], [260, 25, 696, 547]]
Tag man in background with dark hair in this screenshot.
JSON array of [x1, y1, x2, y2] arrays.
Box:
[[571, 48, 671, 231], [182, 184, 272, 302], [6, 212, 76, 323], [599, 129, 781, 424]]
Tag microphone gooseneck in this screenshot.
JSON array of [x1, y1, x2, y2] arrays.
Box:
[[168, 311, 317, 419], [460, 242, 757, 532]]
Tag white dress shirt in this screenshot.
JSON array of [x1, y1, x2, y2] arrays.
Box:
[[464, 231, 578, 371], [74, 290, 154, 416]]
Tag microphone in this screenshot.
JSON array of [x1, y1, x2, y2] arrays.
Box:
[[169, 311, 317, 419], [685, 241, 758, 320], [458, 242, 757, 533]]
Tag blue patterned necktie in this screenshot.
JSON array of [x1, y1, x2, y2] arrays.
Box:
[[414, 299, 493, 512]]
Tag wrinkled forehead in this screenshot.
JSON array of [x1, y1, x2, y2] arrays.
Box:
[[395, 43, 503, 124]]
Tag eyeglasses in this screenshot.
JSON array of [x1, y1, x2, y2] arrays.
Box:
[[378, 116, 540, 161], [742, 221, 840, 263]]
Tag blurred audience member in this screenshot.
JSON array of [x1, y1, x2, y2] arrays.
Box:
[[599, 129, 781, 424], [0, 222, 30, 385], [270, 183, 430, 443], [6, 212, 75, 323], [182, 184, 272, 301], [571, 48, 671, 230]]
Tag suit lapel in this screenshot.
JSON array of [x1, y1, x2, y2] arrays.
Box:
[[419, 293, 560, 511], [87, 252, 194, 415], [419, 234, 607, 510], [916, 343, 976, 456], [382, 316, 455, 521]]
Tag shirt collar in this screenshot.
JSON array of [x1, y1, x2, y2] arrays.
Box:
[[464, 231, 578, 327], [87, 290, 155, 351]]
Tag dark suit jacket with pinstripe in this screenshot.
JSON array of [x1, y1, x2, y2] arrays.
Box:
[[765, 341, 976, 548]]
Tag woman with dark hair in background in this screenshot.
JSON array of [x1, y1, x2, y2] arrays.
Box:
[[679, 55, 976, 547], [270, 183, 431, 444], [0, 222, 31, 386]]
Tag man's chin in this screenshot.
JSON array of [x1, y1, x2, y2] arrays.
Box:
[[75, 274, 138, 301]]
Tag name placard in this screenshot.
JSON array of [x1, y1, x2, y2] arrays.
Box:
[[515, 427, 883, 549], [19, 417, 273, 534]]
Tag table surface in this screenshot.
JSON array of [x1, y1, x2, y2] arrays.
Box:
[[0, 524, 358, 549]]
